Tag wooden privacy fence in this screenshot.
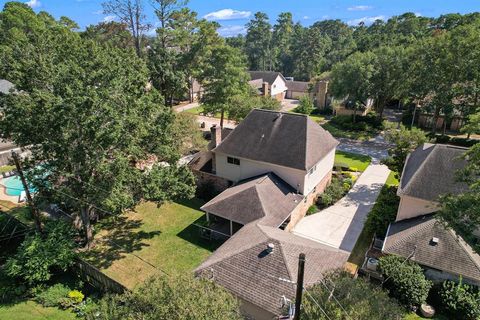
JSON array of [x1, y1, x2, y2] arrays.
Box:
[[74, 258, 127, 294]]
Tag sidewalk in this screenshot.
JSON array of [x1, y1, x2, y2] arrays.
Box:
[[292, 164, 391, 252]]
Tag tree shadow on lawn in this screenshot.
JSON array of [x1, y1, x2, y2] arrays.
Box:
[[177, 216, 224, 253], [83, 215, 160, 270]]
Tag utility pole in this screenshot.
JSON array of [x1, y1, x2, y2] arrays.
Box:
[[293, 253, 306, 320], [11, 151, 42, 233]]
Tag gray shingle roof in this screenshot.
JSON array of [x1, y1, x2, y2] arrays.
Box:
[[201, 173, 303, 227], [213, 109, 339, 171], [195, 222, 349, 315], [383, 214, 480, 282], [399, 143, 469, 202], [286, 80, 309, 92], [248, 71, 286, 85], [0, 79, 14, 94]]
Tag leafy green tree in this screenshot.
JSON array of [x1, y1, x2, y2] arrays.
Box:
[[462, 112, 480, 138], [378, 255, 432, 308], [439, 144, 480, 245], [439, 279, 480, 320], [311, 19, 356, 70], [296, 95, 314, 115], [291, 25, 331, 80], [152, 0, 188, 50], [370, 46, 409, 118], [199, 45, 250, 127], [272, 12, 294, 74], [245, 12, 272, 70], [302, 271, 405, 320], [382, 122, 427, 176], [0, 5, 195, 247], [86, 275, 242, 319], [228, 93, 281, 123], [82, 21, 135, 50], [4, 220, 76, 285], [330, 51, 376, 122]]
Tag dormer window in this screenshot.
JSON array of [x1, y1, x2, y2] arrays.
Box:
[[227, 156, 240, 165]]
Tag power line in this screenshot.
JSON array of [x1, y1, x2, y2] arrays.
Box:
[[303, 287, 332, 320], [318, 278, 353, 320]]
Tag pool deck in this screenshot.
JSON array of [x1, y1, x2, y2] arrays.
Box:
[[0, 179, 21, 203]]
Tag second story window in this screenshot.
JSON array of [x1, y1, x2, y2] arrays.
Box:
[[308, 165, 316, 176], [227, 156, 240, 165]]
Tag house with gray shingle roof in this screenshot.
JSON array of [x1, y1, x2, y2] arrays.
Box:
[[195, 222, 349, 319], [248, 71, 288, 101], [396, 143, 468, 222], [193, 108, 343, 318], [203, 109, 338, 235], [378, 143, 479, 284]]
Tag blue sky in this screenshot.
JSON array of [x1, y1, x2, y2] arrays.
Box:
[[3, 0, 480, 36]]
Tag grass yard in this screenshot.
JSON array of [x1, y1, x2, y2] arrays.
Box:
[[0, 165, 15, 174], [386, 171, 400, 186], [184, 105, 223, 118], [334, 150, 371, 172], [0, 301, 77, 320], [322, 122, 379, 141], [289, 108, 326, 123], [404, 313, 449, 320], [82, 198, 220, 289]]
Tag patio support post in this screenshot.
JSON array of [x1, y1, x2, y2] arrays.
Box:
[[206, 212, 210, 222], [230, 220, 233, 236]]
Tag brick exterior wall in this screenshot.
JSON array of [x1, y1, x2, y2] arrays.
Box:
[[192, 170, 231, 196], [285, 170, 332, 232]]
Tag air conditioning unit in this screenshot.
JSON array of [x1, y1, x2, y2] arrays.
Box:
[[366, 258, 379, 271]]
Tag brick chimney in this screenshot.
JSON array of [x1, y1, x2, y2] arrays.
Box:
[[315, 81, 328, 110], [262, 81, 269, 97], [209, 124, 222, 150]]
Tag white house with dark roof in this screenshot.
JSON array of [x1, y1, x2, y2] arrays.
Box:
[[194, 109, 343, 319], [248, 71, 288, 101], [378, 143, 480, 284]]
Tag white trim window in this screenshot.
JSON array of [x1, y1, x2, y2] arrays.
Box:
[[227, 156, 240, 166]]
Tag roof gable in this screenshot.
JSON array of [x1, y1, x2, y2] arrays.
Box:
[[384, 215, 480, 282], [196, 223, 349, 315], [248, 71, 286, 85], [399, 144, 469, 201], [213, 109, 338, 170], [201, 173, 303, 226]]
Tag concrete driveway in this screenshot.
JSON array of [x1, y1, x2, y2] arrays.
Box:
[[280, 99, 299, 112], [292, 164, 390, 252]]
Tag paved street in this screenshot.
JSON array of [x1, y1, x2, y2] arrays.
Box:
[[292, 164, 391, 252]]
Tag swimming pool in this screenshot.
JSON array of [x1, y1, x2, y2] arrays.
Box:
[[2, 176, 36, 196]]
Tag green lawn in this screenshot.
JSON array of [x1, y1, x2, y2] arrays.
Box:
[[184, 105, 223, 118], [386, 171, 400, 186], [0, 165, 15, 174], [404, 312, 449, 320], [289, 108, 326, 123], [82, 198, 220, 289], [0, 301, 76, 320], [322, 122, 379, 141], [334, 150, 371, 172]]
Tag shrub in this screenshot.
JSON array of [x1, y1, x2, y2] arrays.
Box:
[[439, 279, 480, 319], [378, 255, 432, 308], [307, 205, 318, 216], [35, 283, 71, 307], [364, 185, 400, 237], [302, 271, 406, 320], [317, 177, 345, 207], [296, 96, 314, 115], [4, 220, 76, 285], [68, 290, 85, 304]]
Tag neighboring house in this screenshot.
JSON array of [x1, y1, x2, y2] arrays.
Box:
[[395, 143, 468, 221], [333, 98, 374, 117], [248, 71, 288, 101], [195, 222, 349, 319], [363, 143, 479, 284], [285, 80, 329, 110]]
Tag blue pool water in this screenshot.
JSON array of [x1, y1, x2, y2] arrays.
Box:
[[2, 176, 36, 196]]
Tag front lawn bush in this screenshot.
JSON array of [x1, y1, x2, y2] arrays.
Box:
[[364, 185, 400, 237], [378, 255, 432, 309], [317, 177, 345, 207], [296, 96, 314, 115], [439, 279, 480, 319]]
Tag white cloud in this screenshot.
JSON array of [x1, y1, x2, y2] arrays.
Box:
[[93, 10, 103, 15], [347, 5, 373, 11], [103, 15, 116, 23], [303, 16, 310, 20], [25, 0, 41, 8], [204, 9, 251, 21], [415, 12, 422, 17], [218, 25, 246, 37], [347, 15, 385, 26]]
